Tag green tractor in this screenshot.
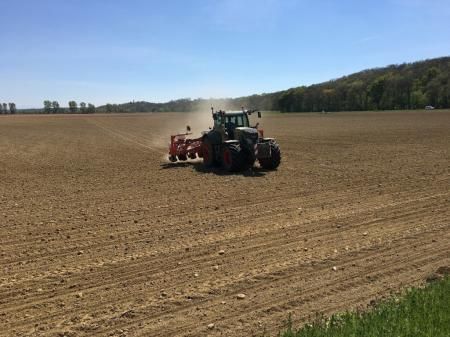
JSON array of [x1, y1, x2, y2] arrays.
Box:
[[200, 108, 281, 172]]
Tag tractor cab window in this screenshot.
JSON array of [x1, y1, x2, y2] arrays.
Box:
[[225, 114, 249, 128], [214, 113, 249, 129]]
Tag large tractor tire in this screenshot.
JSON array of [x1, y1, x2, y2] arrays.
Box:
[[258, 141, 281, 170], [201, 138, 216, 167], [222, 144, 245, 172]]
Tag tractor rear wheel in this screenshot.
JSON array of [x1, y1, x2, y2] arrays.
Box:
[[258, 141, 281, 170], [222, 144, 245, 172], [243, 153, 256, 170], [201, 138, 215, 166]]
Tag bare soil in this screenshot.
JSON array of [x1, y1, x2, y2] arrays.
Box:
[[0, 111, 449, 337]]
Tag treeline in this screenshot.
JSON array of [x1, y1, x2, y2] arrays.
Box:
[[0, 102, 17, 114], [40, 100, 96, 114], [277, 57, 450, 112], [97, 56, 450, 113], [98, 94, 281, 113]]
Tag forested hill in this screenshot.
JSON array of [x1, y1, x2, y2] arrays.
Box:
[[99, 56, 449, 113], [276, 56, 450, 112]]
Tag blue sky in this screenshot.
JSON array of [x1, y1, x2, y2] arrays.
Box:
[[1, 0, 449, 108]]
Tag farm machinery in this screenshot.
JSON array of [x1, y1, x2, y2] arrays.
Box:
[[168, 108, 281, 171]]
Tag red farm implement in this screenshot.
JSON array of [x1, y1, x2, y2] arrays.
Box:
[[168, 127, 203, 162]]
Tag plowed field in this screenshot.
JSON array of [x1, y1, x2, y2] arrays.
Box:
[[1, 111, 449, 337]]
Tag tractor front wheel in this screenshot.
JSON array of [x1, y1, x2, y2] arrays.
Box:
[[222, 144, 245, 172], [258, 141, 281, 170]]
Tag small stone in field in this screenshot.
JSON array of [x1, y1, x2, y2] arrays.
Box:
[[303, 247, 308, 251], [194, 273, 199, 277], [218, 250, 225, 255], [213, 265, 219, 271], [77, 250, 84, 255], [76, 292, 83, 298], [160, 291, 168, 297], [237, 293, 246, 300], [363, 232, 368, 236], [207, 323, 215, 330], [332, 266, 337, 271], [221, 301, 226, 304]]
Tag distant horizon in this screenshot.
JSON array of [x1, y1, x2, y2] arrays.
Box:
[[2, 0, 450, 108]]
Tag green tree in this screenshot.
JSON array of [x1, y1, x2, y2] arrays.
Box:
[[3, 103, 9, 114], [43, 100, 52, 114], [426, 79, 440, 107], [79, 102, 87, 113], [68, 101, 78, 113], [368, 76, 386, 109], [411, 90, 426, 109], [8, 103, 17, 114], [52, 101, 60, 113], [87, 103, 96, 114]]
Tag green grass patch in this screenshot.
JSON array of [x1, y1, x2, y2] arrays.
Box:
[[281, 276, 450, 337]]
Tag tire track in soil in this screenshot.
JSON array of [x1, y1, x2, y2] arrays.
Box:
[[3, 196, 448, 335], [85, 118, 160, 153], [1, 189, 447, 299], [72, 228, 450, 337], [1, 183, 445, 262], [5, 226, 448, 336], [1, 189, 447, 297]]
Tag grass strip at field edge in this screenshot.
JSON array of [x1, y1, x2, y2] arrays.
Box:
[[278, 273, 450, 337]]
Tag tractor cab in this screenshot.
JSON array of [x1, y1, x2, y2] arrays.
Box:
[[213, 111, 250, 139]]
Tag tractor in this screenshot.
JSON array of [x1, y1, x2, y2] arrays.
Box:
[[168, 108, 281, 172]]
